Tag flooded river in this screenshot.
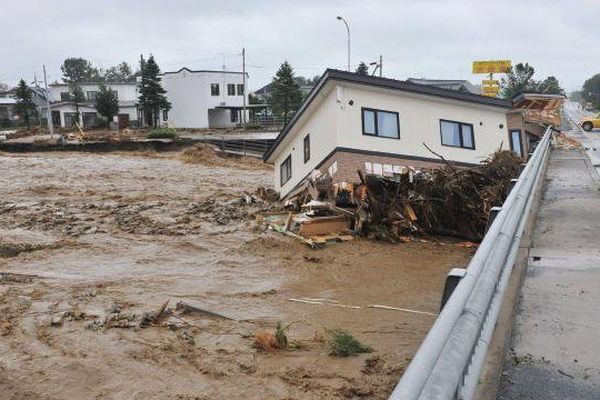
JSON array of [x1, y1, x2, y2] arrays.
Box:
[[0, 151, 473, 399]]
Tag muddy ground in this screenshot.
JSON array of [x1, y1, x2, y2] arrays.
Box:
[[0, 150, 474, 400]]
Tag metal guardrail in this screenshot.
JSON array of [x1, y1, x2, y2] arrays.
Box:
[[201, 137, 275, 158], [389, 126, 553, 400]]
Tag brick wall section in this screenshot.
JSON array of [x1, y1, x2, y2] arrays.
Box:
[[318, 150, 448, 184]]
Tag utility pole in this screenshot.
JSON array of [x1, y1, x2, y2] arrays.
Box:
[[43, 65, 54, 138], [242, 47, 247, 129]]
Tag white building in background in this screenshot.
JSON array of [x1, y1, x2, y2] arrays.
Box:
[[161, 68, 248, 129], [48, 82, 138, 129], [44, 68, 249, 130]]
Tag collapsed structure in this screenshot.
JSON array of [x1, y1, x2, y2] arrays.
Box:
[[262, 70, 565, 245]]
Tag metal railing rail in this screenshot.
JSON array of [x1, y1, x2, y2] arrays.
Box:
[[389, 126, 553, 400]]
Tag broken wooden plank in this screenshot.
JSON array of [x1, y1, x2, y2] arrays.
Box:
[[284, 211, 293, 231], [367, 304, 437, 316], [298, 216, 349, 237], [175, 301, 236, 321], [272, 224, 318, 248]]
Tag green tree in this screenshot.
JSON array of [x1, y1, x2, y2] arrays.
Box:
[[582, 73, 600, 109], [61, 57, 101, 83], [69, 83, 86, 125], [269, 61, 303, 125], [500, 63, 538, 98], [356, 61, 369, 76], [105, 62, 136, 82], [14, 79, 36, 129], [137, 55, 171, 127], [95, 84, 119, 124], [538, 76, 565, 95]]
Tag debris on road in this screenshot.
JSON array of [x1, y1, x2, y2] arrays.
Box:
[[552, 131, 582, 150]]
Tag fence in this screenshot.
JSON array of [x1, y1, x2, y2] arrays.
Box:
[[389, 126, 552, 400], [200, 137, 275, 158]]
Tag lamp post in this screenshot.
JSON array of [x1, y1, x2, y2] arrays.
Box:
[[336, 16, 350, 72]]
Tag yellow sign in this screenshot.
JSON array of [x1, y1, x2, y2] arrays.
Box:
[[482, 86, 500, 97], [473, 60, 511, 74], [482, 79, 500, 86]]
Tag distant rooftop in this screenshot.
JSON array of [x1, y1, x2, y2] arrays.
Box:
[[162, 67, 248, 76], [406, 78, 481, 95]]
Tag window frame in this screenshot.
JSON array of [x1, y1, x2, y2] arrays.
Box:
[[439, 119, 476, 150], [210, 83, 220, 96], [303, 134, 310, 163], [509, 129, 523, 157], [236, 84, 244, 96], [361, 107, 400, 139], [86, 91, 97, 102], [227, 83, 236, 96], [280, 155, 292, 186]]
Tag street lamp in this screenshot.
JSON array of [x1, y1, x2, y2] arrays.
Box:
[[336, 16, 351, 72]]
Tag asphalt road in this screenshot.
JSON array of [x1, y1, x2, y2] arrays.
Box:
[[563, 101, 600, 170]]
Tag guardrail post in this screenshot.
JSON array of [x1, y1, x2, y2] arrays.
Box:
[[484, 206, 502, 234], [221, 137, 225, 152], [440, 268, 467, 311]]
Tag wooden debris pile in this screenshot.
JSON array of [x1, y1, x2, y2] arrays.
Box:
[[358, 150, 523, 242], [258, 200, 353, 248]]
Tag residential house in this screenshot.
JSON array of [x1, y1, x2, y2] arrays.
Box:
[[406, 78, 482, 95], [507, 93, 565, 157], [161, 68, 248, 129], [264, 69, 512, 199], [48, 82, 138, 128], [0, 91, 16, 125], [0, 85, 48, 127]]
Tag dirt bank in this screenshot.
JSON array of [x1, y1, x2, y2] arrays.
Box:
[[0, 151, 473, 399]]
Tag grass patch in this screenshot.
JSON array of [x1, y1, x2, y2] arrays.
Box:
[[146, 128, 178, 139], [327, 329, 372, 357]]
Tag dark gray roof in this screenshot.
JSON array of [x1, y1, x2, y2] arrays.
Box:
[[263, 69, 512, 162], [163, 67, 248, 76]]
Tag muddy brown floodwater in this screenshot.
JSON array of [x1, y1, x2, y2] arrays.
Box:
[[0, 150, 474, 400]]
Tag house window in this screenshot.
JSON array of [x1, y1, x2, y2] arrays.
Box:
[[86, 91, 97, 102], [227, 84, 236, 96], [109, 90, 118, 100], [211, 83, 220, 96], [60, 92, 70, 102], [510, 130, 523, 157], [440, 119, 475, 149], [361, 108, 399, 138], [230, 110, 238, 123], [280, 155, 292, 186], [162, 110, 168, 122], [237, 84, 244, 96], [303, 134, 310, 163]]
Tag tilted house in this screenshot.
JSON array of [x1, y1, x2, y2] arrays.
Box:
[[264, 69, 513, 199]]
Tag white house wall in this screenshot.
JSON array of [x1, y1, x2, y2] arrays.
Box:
[[49, 83, 138, 103], [338, 83, 509, 164], [273, 86, 339, 195]]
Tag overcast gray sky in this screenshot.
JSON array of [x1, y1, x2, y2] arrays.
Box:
[[1, 0, 598, 92]]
